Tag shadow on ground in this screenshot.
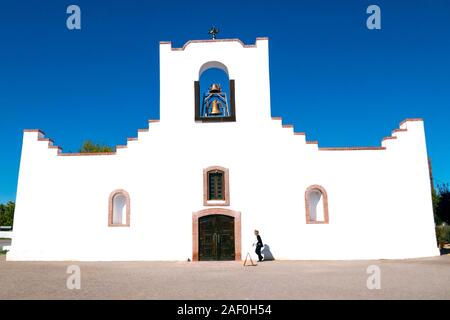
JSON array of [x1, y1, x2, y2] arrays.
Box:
[[261, 244, 275, 261]]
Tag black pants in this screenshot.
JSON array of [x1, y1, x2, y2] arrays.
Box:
[[255, 245, 263, 261]]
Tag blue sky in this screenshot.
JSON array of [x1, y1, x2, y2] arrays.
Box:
[[0, 0, 449, 203]]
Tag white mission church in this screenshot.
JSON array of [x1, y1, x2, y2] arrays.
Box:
[[8, 36, 439, 261]]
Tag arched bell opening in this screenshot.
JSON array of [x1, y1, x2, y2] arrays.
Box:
[[199, 61, 229, 78], [195, 61, 236, 122]]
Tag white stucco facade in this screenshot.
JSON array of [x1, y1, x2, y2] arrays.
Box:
[[8, 38, 439, 261]]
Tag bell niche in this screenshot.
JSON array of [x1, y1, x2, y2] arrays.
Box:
[[195, 66, 236, 123]]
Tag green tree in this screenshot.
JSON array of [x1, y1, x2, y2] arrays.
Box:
[[79, 140, 114, 153], [0, 204, 4, 226], [435, 184, 450, 225], [433, 188, 442, 225], [0, 201, 15, 226]]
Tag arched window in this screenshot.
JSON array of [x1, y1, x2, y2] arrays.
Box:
[[203, 166, 230, 206], [108, 189, 130, 227], [305, 185, 329, 224], [195, 61, 236, 122]]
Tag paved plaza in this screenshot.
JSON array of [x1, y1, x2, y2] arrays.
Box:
[[0, 254, 449, 299]]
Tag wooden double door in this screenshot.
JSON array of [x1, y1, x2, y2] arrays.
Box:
[[199, 215, 235, 261]]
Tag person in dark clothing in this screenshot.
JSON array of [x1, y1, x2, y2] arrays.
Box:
[[253, 230, 264, 262]]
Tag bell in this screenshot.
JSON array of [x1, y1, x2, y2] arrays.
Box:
[[209, 99, 222, 115], [209, 83, 221, 93]]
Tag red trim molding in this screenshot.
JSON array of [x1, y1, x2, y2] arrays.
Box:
[[319, 147, 386, 151], [305, 185, 329, 224], [163, 38, 268, 51], [108, 189, 131, 227], [400, 118, 423, 127], [25, 129, 64, 152], [59, 152, 115, 156], [38, 138, 54, 143], [269, 117, 424, 151], [23, 129, 45, 135], [392, 128, 407, 134], [23, 118, 422, 157], [203, 166, 230, 206], [192, 208, 241, 261]]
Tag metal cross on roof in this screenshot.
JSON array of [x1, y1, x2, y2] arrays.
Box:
[[208, 26, 219, 40]]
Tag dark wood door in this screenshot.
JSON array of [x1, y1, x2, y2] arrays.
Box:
[[199, 215, 235, 261]]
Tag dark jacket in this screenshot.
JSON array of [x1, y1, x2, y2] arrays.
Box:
[[256, 235, 263, 247]]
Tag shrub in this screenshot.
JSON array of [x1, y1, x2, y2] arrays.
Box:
[[79, 140, 114, 153], [0, 202, 14, 227], [434, 184, 450, 225], [436, 224, 450, 247]]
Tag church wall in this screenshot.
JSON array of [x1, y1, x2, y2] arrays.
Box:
[[8, 117, 438, 260], [7, 39, 439, 261]]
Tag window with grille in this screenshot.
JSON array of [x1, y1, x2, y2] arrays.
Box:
[[208, 171, 224, 200], [203, 166, 230, 206]]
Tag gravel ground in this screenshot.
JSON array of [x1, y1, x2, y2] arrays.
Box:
[[1, 254, 449, 299]]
